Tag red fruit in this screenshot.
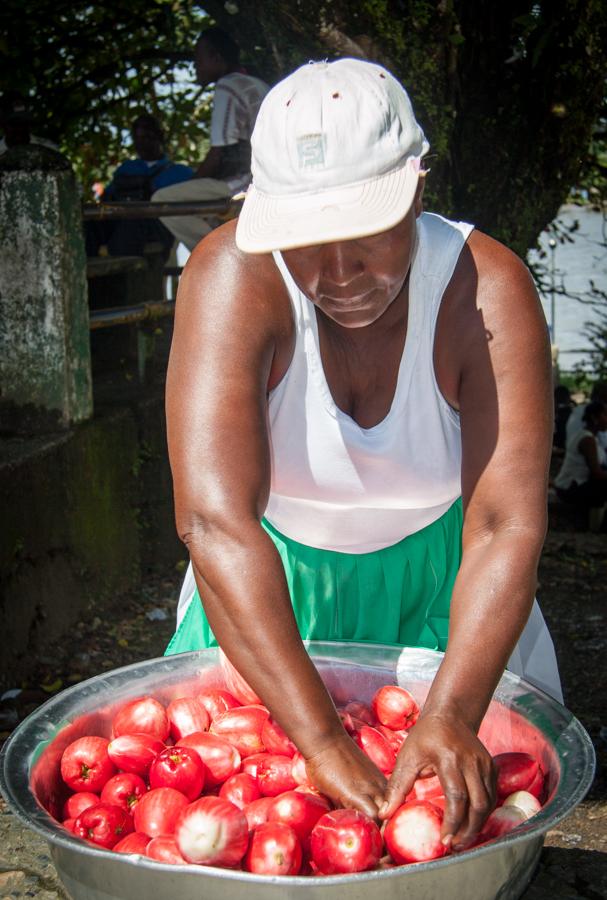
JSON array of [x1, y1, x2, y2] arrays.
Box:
[[256, 754, 297, 797], [174, 796, 249, 867], [166, 697, 210, 741], [337, 710, 366, 735], [112, 697, 170, 742], [242, 752, 270, 780], [177, 732, 241, 787], [61, 736, 116, 793], [73, 803, 134, 849], [243, 797, 274, 830], [101, 773, 147, 812], [219, 650, 261, 705], [261, 718, 297, 757], [267, 790, 329, 849], [383, 800, 447, 864], [133, 787, 189, 838], [310, 808, 382, 874], [290, 752, 313, 787], [62, 791, 99, 821], [354, 725, 397, 775], [377, 724, 408, 753], [149, 746, 206, 801], [210, 705, 269, 757], [113, 832, 152, 854], [493, 752, 542, 801], [371, 685, 420, 731], [245, 822, 302, 875], [107, 734, 165, 776], [197, 689, 241, 721], [478, 805, 527, 842], [343, 701, 377, 726], [409, 774, 444, 802], [502, 790, 542, 818], [63, 818, 76, 833], [219, 773, 261, 809], [146, 836, 188, 864]]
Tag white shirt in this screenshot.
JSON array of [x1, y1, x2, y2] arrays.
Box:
[[211, 72, 270, 193]]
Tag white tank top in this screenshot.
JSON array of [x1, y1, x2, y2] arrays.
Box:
[[265, 212, 474, 553]]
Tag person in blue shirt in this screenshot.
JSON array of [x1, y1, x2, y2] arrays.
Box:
[[86, 114, 194, 258]]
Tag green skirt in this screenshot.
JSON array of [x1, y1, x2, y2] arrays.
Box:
[[165, 499, 462, 656]]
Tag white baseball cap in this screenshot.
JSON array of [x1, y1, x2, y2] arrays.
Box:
[[235, 58, 429, 254]]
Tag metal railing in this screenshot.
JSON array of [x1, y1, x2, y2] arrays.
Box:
[[82, 199, 240, 220]]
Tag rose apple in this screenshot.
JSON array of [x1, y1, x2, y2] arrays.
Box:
[[113, 832, 152, 854], [241, 752, 271, 781], [107, 733, 165, 776], [409, 774, 444, 802], [267, 790, 330, 849], [354, 725, 396, 775], [478, 805, 527, 842], [101, 773, 147, 812], [174, 796, 249, 867], [177, 732, 241, 787], [261, 717, 297, 757], [245, 822, 302, 875], [62, 791, 100, 821], [61, 736, 116, 793], [383, 800, 447, 864], [290, 752, 314, 787], [377, 724, 408, 753], [337, 710, 366, 735], [371, 684, 420, 731], [112, 697, 170, 742], [343, 700, 377, 726], [243, 797, 275, 830], [502, 790, 542, 818], [63, 818, 76, 833], [167, 697, 210, 741], [210, 705, 269, 757], [219, 650, 261, 705], [219, 773, 261, 809], [256, 754, 298, 796], [149, 746, 206, 801], [197, 689, 241, 721], [73, 803, 134, 849], [310, 808, 382, 874], [146, 836, 188, 864], [133, 787, 190, 838], [493, 752, 543, 801]]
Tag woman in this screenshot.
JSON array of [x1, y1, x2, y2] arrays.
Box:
[[165, 59, 561, 850], [554, 400, 607, 529]]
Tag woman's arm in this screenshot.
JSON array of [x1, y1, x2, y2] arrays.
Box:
[[166, 223, 387, 815], [381, 233, 553, 847], [578, 435, 607, 479]]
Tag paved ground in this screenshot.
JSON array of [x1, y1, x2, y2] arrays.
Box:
[[0, 521, 605, 898]]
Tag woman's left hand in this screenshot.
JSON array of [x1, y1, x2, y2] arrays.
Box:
[[378, 713, 496, 850]]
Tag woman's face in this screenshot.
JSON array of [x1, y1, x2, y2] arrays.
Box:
[[282, 190, 422, 329]]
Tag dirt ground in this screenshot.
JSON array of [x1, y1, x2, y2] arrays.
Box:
[[0, 503, 605, 898]]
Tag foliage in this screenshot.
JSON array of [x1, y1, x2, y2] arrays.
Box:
[[2, 1, 607, 253]]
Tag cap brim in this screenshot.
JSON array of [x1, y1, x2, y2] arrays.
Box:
[[235, 158, 420, 254]]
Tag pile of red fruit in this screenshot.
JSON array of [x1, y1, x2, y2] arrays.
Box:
[[56, 678, 546, 875]]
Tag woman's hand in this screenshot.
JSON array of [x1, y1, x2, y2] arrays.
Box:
[[305, 733, 388, 819], [378, 713, 496, 849]]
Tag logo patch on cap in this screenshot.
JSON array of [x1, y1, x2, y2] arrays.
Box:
[[297, 133, 325, 169]]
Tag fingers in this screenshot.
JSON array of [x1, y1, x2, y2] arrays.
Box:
[[441, 757, 495, 850], [378, 755, 419, 820]]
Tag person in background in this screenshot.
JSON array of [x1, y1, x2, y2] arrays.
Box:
[[152, 27, 269, 251], [553, 384, 575, 451], [165, 58, 562, 851], [565, 381, 607, 455], [86, 114, 193, 258], [554, 400, 607, 530]]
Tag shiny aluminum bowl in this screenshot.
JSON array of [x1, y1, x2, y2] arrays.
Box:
[[0, 643, 595, 900]]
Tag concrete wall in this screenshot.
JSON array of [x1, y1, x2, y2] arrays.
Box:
[[0, 389, 184, 690]]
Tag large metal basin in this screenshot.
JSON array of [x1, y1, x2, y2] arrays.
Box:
[[0, 643, 595, 900]]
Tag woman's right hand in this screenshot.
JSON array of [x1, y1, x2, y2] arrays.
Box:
[[304, 733, 387, 819]]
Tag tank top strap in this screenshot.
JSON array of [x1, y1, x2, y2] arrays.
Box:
[[412, 213, 474, 333]]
